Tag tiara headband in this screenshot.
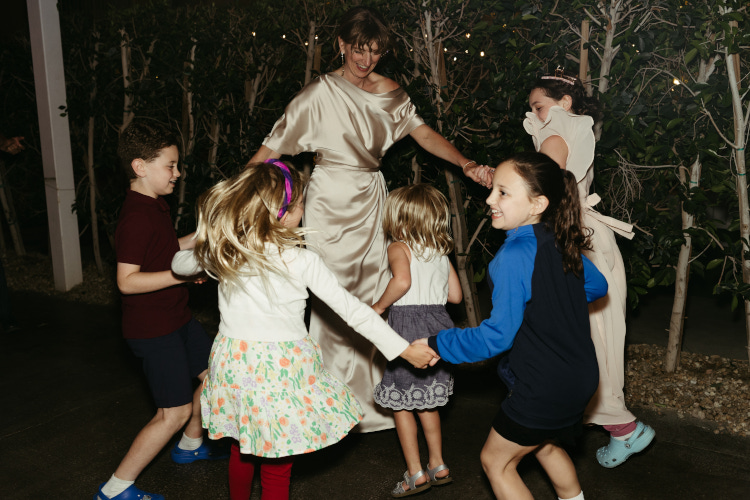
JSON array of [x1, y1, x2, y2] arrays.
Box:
[[264, 158, 293, 219], [541, 66, 576, 85]]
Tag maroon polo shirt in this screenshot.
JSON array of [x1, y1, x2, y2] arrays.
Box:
[[115, 189, 191, 339]]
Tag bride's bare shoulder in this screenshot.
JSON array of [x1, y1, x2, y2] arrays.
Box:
[[368, 73, 400, 93]]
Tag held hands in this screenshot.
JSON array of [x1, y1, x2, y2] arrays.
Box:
[[463, 161, 495, 188], [400, 338, 440, 369]]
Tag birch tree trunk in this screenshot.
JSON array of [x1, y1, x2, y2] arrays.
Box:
[[175, 41, 197, 230], [207, 110, 221, 180], [725, 47, 749, 365], [665, 53, 718, 370], [119, 29, 134, 134], [304, 20, 316, 86], [579, 19, 591, 94], [87, 40, 103, 273], [665, 158, 701, 372], [415, 5, 481, 326], [0, 161, 24, 255], [445, 168, 480, 326]]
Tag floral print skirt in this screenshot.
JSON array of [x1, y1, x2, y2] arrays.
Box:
[[201, 332, 363, 457]]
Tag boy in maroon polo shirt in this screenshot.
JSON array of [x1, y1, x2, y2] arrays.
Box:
[[94, 121, 227, 500]]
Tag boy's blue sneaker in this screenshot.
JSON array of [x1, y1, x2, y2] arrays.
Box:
[[94, 482, 165, 500], [170, 439, 230, 464]]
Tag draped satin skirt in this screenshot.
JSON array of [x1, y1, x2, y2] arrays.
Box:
[[303, 164, 395, 433]]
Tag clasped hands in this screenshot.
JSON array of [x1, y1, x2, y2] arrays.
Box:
[[464, 162, 495, 188], [402, 337, 440, 369]]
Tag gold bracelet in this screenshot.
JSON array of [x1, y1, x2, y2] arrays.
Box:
[[462, 160, 477, 170]]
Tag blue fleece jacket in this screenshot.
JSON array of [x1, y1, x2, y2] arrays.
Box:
[[428, 223, 607, 429]]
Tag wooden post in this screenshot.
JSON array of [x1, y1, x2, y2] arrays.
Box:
[[27, 0, 82, 291]]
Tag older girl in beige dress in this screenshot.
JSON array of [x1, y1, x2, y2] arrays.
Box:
[[523, 70, 655, 468]]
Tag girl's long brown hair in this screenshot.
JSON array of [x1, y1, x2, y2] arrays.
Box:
[[509, 152, 591, 275]]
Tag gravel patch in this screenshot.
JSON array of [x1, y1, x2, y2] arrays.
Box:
[[6, 252, 749, 437]]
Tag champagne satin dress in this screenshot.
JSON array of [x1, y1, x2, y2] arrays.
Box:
[[263, 72, 425, 432], [524, 106, 636, 426]]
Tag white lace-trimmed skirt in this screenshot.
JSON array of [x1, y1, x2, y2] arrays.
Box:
[[374, 304, 454, 411], [201, 332, 363, 457]]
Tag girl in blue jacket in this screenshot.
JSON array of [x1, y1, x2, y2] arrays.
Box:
[[422, 151, 608, 500]]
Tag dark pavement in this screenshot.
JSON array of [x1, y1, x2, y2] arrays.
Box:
[[1, 288, 749, 499]]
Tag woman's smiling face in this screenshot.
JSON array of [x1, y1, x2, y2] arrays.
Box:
[[339, 38, 382, 81]]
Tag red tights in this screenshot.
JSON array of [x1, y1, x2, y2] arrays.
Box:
[[603, 421, 638, 437], [228, 442, 294, 500]]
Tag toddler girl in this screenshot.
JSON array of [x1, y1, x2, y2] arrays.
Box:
[[371, 184, 463, 497], [421, 152, 608, 500], [524, 70, 654, 468], [172, 160, 436, 500]]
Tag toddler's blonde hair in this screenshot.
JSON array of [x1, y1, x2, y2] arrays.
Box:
[[382, 183, 453, 259], [193, 161, 306, 294]]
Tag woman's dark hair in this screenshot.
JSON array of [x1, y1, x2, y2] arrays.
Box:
[[509, 151, 592, 275], [335, 6, 392, 55], [531, 71, 602, 121]]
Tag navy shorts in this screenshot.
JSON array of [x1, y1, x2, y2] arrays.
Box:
[[126, 318, 212, 408], [492, 405, 583, 448]]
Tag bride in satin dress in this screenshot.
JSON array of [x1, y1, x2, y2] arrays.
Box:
[[248, 6, 491, 432]]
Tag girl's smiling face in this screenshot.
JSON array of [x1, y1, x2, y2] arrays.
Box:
[[486, 161, 546, 231], [529, 87, 571, 122]]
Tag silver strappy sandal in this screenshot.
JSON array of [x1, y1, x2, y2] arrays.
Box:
[[391, 469, 431, 498], [427, 463, 453, 486]]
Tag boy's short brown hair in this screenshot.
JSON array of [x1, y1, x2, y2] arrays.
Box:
[[118, 120, 180, 179]]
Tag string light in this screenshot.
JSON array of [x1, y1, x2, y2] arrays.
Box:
[[465, 33, 471, 39], [480, 51, 485, 57], [673, 78, 681, 85]]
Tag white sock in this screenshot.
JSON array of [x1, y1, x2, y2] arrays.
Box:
[[101, 474, 134, 499], [178, 432, 203, 451], [559, 491, 584, 500], [614, 431, 635, 440]]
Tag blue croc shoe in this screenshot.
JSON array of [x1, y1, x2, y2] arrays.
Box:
[[93, 482, 165, 500], [170, 439, 230, 464], [596, 421, 655, 468]]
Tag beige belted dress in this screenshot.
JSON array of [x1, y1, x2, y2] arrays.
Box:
[[263, 72, 425, 432], [524, 106, 636, 426]]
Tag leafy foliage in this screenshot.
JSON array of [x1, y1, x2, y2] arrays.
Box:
[[0, 0, 748, 314]]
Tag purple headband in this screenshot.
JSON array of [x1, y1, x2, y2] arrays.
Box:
[[264, 158, 293, 219]]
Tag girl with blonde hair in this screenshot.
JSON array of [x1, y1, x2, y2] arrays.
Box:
[[372, 183, 463, 497], [172, 160, 437, 500]]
